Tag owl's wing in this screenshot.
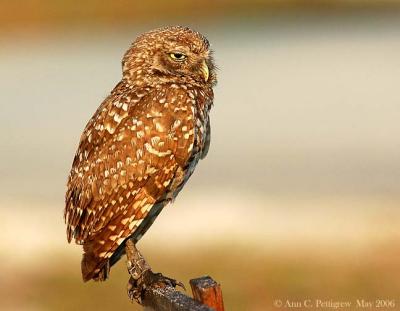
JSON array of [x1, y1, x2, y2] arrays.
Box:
[[65, 86, 195, 280]]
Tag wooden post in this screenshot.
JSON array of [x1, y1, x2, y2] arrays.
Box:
[[142, 286, 213, 311], [126, 240, 223, 310], [190, 276, 225, 311], [141, 276, 225, 311]]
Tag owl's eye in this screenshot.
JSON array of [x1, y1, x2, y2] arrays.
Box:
[[169, 52, 186, 61]]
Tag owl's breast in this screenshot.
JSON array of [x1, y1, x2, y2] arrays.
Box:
[[165, 86, 212, 200]]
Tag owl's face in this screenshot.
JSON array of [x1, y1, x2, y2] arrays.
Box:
[[123, 26, 217, 87]]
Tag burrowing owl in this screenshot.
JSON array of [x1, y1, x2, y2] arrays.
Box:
[[64, 26, 217, 282]]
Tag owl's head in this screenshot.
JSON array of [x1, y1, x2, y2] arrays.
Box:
[[122, 26, 217, 87]]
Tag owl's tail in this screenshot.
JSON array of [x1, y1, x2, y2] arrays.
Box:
[[81, 241, 110, 282]]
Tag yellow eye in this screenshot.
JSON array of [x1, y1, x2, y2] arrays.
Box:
[[169, 52, 186, 61]]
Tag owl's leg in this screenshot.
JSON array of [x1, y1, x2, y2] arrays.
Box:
[[125, 239, 184, 304], [126, 239, 151, 303]]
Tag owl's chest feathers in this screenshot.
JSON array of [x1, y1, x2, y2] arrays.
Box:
[[132, 83, 211, 157], [160, 89, 210, 202], [144, 83, 211, 196], [183, 88, 210, 153]]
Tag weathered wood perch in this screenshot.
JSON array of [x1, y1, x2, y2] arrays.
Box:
[[125, 239, 225, 310], [190, 277, 225, 311], [142, 276, 225, 311]]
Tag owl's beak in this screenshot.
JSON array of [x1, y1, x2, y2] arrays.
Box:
[[200, 60, 209, 82]]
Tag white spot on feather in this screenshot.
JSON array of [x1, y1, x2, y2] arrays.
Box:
[[144, 143, 171, 157]]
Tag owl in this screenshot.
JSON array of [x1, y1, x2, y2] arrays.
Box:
[[64, 26, 217, 282]]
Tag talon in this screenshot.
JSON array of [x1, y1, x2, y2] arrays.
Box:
[[176, 281, 186, 291], [145, 270, 185, 291], [127, 276, 143, 304]]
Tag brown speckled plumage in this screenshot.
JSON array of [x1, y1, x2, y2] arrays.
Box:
[[64, 26, 217, 282]]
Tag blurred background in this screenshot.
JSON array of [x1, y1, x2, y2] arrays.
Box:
[[1, 1, 400, 310]]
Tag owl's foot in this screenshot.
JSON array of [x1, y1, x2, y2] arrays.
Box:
[[125, 239, 150, 304], [125, 239, 184, 304], [127, 275, 144, 303], [144, 270, 186, 291], [127, 269, 185, 303]]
